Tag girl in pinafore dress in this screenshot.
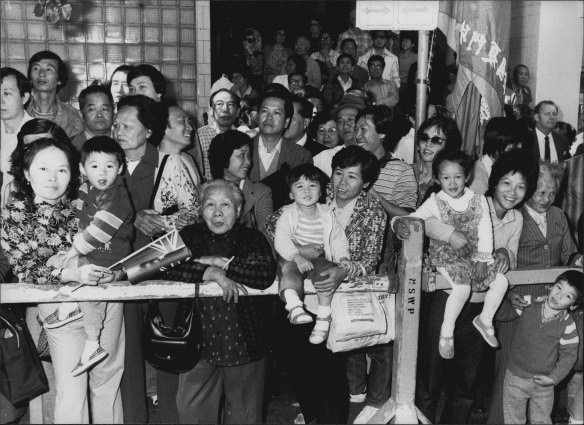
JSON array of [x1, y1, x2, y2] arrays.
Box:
[[394, 150, 508, 359]]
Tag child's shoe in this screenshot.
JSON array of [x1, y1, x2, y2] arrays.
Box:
[[473, 315, 499, 348], [288, 305, 313, 325], [439, 335, 454, 359], [43, 306, 83, 329], [309, 315, 332, 344], [71, 345, 108, 376]]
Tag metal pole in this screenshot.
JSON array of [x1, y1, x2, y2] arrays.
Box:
[[414, 30, 430, 162]]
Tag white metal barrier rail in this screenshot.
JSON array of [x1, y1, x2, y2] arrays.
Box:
[[0, 219, 580, 424]]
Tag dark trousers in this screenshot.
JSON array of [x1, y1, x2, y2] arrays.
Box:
[[285, 319, 349, 424], [415, 291, 486, 424], [121, 301, 148, 424]]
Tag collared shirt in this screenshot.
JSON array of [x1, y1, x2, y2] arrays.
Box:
[[535, 127, 559, 163], [310, 50, 340, 67], [487, 197, 522, 269], [313, 145, 345, 177], [393, 127, 415, 164], [337, 75, 353, 93], [26, 95, 84, 138], [357, 48, 400, 87], [258, 136, 282, 172], [330, 196, 359, 230], [296, 133, 308, 147], [525, 203, 547, 237], [363, 78, 399, 108]]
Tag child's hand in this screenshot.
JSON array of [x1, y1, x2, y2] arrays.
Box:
[[297, 244, 324, 260], [532, 375, 554, 387], [394, 218, 411, 240], [507, 290, 530, 310], [293, 254, 313, 273], [449, 230, 471, 256], [340, 259, 359, 279], [473, 261, 487, 281]]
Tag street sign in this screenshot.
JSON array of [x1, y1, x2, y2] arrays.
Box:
[[357, 1, 439, 30]]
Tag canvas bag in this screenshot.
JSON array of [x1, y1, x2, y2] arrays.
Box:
[[327, 291, 395, 353]]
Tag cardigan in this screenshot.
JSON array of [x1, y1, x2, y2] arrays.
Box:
[[274, 203, 350, 263], [161, 223, 277, 361]]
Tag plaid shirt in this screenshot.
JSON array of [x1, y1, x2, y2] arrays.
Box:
[[337, 28, 372, 58]]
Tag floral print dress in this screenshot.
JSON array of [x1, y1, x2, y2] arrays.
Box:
[[1, 196, 77, 284]]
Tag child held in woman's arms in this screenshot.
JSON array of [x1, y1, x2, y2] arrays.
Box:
[[394, 150, 508, 359], [46, 136, 134, 376], [274, 164, 356, 344], [502, 270, 582, 424]]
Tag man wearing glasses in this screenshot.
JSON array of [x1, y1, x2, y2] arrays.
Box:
[[363, 55, 399, 109], [187, 89, 240, 182], [357, 30, 400, 89]]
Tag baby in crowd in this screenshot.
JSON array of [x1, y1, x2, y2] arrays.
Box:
[[503, 270, 582, 424], [46, 136, 133, 375], [394, 150, 508, 359], [274, 164, 353, 344]]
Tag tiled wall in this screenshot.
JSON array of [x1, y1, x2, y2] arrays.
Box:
[[0, 0, 210, 120]]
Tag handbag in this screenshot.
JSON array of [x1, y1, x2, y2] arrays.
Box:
[[0, 305, 49, 404], [326, 291, 395, 353], [143, 286, 201, 373]]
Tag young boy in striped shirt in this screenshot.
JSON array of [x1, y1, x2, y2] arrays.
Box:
[[46, 136, 134, 375], [274, 164, 353, 344], [503, 270, 583, 424]]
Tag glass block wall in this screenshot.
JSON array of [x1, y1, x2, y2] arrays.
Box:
[[0, 0, 204, 117]]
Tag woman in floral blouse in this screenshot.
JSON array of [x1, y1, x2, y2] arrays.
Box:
[[1, 137, 124, 423]]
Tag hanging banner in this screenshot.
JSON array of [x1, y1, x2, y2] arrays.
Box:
[[438, 0, 511, 154]]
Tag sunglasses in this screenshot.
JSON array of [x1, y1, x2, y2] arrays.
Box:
[[418, 134, 447, 145]]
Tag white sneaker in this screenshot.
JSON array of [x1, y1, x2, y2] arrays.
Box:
[[349, 391, 367, 403], [353, 405, 380, 424], [293, 413, 305, 424]]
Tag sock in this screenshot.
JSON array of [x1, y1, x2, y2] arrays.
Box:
[[316, 305, 332, 318], [81, 340, 99, 362], [58, 302, 79, 320], [283, 289, 303, 311], [440, 276, 470, 337], [479, 273, 508, 327]]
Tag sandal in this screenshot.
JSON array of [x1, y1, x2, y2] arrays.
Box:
[[439, 335, 454, 359], [288, 305, 313, 325], [309, 315, 332, 345]]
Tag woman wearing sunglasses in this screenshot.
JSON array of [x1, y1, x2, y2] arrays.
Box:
[[413, 115, 463, 206]]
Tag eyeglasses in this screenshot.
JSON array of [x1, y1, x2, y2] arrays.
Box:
[[317, 128, 338, 136], [369, 63, 384, 69], [289, 79, 304, 86], [320, 35, 331, 40], [418, 133, 447, 145], [337, 117, 356, 127]]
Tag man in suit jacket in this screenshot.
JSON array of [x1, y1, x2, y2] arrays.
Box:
[[285, 96, 325, 157], [530, 100, 570, 162], [71, 84, 114, 152], [249, 90, 312, 209]]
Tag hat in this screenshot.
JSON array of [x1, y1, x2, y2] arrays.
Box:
[[331, 90, 367, 118]]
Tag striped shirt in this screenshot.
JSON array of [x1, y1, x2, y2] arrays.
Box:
[[73, 176, 134, 267], [373, 157, 418, 209], [292, 214, 324, 247]]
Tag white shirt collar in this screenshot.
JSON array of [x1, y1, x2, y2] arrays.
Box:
[[296, 134, 308, 147]]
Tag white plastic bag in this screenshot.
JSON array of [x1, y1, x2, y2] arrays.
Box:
[[326, 292, 395, 352]]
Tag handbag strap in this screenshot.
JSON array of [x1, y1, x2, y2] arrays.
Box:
[[149, 154, 169, 209]]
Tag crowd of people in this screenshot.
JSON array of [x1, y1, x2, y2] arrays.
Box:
[[1, 9, 584, 425]]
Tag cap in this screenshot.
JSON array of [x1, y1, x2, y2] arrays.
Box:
[[331, 90, 367, 118]]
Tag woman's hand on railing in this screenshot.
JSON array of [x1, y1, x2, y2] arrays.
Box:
[[195, 256, 231, 269]]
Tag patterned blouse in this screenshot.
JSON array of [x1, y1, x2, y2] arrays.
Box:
[[153, 153, 200, 227], [1, 196, 77, 284]]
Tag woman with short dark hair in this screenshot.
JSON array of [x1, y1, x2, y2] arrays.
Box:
[[208, 130, 273, 236]]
